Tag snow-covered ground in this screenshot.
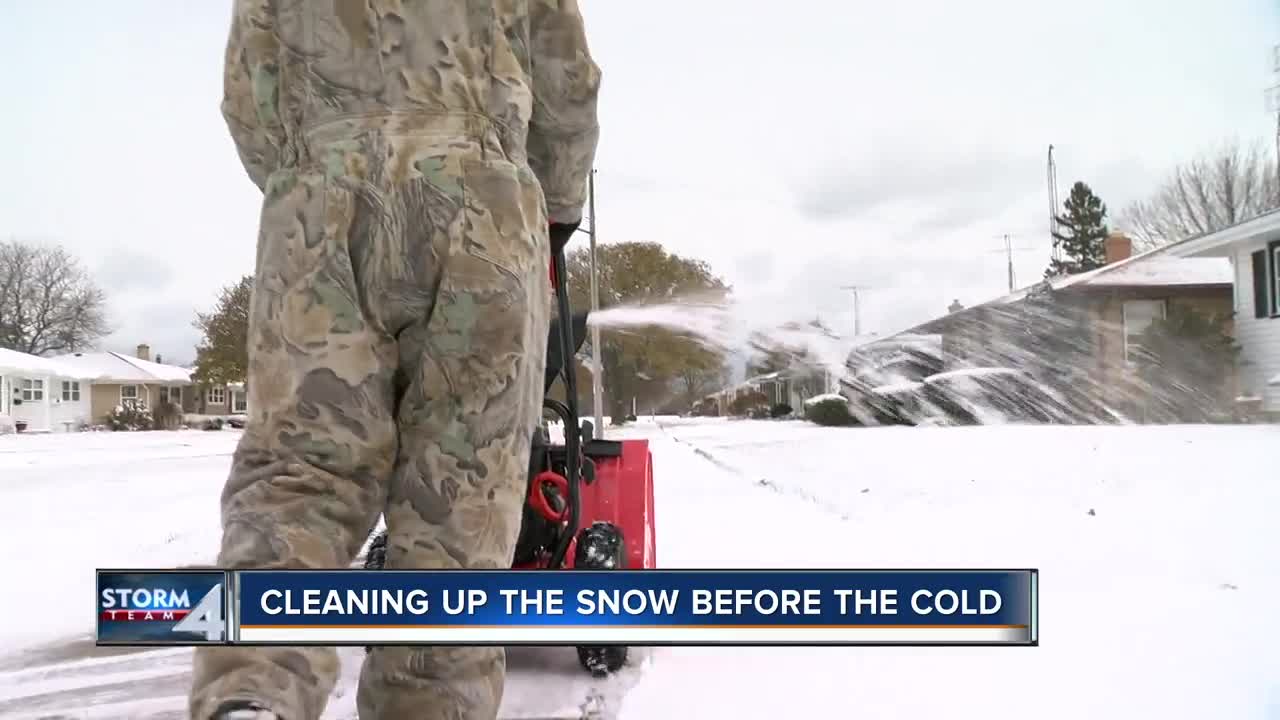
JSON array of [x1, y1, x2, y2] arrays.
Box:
[[0, 419, 1277, 718]]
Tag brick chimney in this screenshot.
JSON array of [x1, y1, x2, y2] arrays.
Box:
[[136, 343, 151, 362], [1104, 232, 1132, 265]]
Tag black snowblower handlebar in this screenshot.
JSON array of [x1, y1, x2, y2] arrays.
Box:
[[543, 236, 585, 571]]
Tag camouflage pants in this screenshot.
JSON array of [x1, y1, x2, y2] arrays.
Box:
[[190, 114, 551, 720]]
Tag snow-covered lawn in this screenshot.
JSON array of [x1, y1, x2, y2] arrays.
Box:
[[0, 429, 236, 653], [630, 418, 1280, 719], [0, 419, 1277, 718]]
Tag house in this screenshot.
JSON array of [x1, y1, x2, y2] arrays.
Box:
[[854, 232, 1236, 420], [1160, 209, 1280, 419], [189, 378, 249, 416], [700, 368, 829, 416], [52, 344, 195, 425], [0, 347, 97, 432]]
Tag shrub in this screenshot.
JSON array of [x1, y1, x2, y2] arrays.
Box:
[[728, 390, 770, 417], [153, 401, 183, 430], [107, 404, 154, 432], [691, 399, 718, 417], [1134, 304, 1242, 422], [769, 402, 793, 418], [804, 395, 856, 427]]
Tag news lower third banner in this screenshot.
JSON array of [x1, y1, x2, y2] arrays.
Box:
[[97, 569, 1038, 646]]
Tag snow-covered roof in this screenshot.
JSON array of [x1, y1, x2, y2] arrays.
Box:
[[1158, 207, 1280, 258], [925, 367, 1021, 383], [1075, 257, 1232, 288], [1270, 373, 1280, 387], [803, 393, 847, 406], [871, 380, 923, 395], [870, 243, 1238, 349], [114, 354, 193, 383], [974, 248, 1232, 307], [0, 348, 98, 379], [50, 352, 193, 384]]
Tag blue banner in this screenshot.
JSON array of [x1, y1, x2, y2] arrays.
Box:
[[231, 569, 1037, 646]]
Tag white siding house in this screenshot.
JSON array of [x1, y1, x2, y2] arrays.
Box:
[[52, 345, 193, 426], [0, 348, 97, 432], [1165, 210, 1280, 415]]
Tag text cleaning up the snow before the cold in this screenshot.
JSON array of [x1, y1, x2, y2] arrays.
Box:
[[98, 569, 1038, 646]]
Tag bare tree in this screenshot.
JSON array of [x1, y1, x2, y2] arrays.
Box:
[[0, 239, 111, 356], [1118, 139, 1280, 251]]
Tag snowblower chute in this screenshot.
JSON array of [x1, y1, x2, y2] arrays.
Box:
[[363, 241, 657, 677]]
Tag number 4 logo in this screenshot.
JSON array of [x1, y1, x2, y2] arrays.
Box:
[[173, 584, 225, 642]]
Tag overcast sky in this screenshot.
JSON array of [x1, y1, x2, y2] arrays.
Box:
[[3, 1, 1278, 365]]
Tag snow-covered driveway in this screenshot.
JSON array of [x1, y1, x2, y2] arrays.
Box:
[[0, 419, 1276, 719]]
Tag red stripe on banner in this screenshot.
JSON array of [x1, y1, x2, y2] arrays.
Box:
[[100, 610, 191, 622]]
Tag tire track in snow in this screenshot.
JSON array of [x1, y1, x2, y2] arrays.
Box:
[[0, 644, 639, 720], [653, 420, 854, 521]]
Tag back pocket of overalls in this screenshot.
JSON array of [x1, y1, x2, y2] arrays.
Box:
[[457, 159, 545, 287]]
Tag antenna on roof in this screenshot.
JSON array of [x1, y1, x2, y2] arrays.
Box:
[[1047, 144, 1061, 263]]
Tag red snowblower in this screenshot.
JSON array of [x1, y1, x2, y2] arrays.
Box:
[[362, 236, 658, 677]]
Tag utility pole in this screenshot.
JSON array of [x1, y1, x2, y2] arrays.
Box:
[[586, 170, 603, 435], [839, 285, 869, 336], [571, 170, 604, 435], [990, 234, 1037, 293]]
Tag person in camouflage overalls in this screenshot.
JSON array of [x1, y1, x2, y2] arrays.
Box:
[[190, 2, 600, 719]]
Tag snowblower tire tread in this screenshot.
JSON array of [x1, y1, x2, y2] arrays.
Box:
[[573, 522, 629, 676]]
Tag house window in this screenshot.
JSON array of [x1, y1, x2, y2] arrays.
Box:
[[61, 381, 80, 402], [120, 384, 144, 409], [1253, 249, 1269, 319], [1271, 240, 1280, 317], [232, 389, 247, 413], [159, 386, 182, 406], [207, 386, 226, 405], [1122, 299, 1166, 364], [20, 378, 44, 401], [1229, 254, 1239, 312]]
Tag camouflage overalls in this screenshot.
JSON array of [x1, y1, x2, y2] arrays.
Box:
[[189, 2, 600, 718]]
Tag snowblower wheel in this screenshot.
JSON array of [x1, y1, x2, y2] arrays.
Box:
[[363, 529, 389, 654], [574, 522, 629, 677], [364, 530, 389, 571]]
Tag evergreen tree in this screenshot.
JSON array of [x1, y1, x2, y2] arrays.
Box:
[[192, 275, 252, 387], [1045, 181, 1109, 277]]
